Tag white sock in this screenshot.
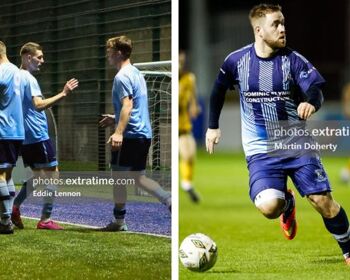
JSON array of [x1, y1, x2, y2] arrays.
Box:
[[181, 181, 193, 191]]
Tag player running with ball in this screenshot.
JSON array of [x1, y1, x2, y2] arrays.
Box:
[[206, 4, 350, 265]]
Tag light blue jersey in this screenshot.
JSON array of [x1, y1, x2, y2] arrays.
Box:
[[0, 62, 24, 140], [20, 70, 49, 145], [112, 64, 152, 139]]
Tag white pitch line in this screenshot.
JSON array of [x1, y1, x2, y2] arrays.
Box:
[[22, 216, 171, 239]]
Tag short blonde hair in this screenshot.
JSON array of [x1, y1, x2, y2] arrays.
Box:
[[20, 42, 42, 56], [106, 36, 132, 59], [249, 4, 282, 26], [0, 41, 6, 55]]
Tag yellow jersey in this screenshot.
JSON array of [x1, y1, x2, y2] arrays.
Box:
[[179, 72, 196, 134]]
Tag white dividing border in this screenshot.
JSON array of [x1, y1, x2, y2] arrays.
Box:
[[171, 0, 179, 279], [22, 216, 171, 239]]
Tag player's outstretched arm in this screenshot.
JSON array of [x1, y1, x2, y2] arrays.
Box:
[[32, 78, 79, 111], [99, 114, 115, 128]]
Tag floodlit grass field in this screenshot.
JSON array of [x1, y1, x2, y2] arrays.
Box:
[[180, 150, 350, 280], [1, 219, 170, 280]]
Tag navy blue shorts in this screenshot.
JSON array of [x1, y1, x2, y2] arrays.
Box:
[[247, 153, 331, 201], [111, 138, 151, 171], [0, 140, 23, 168], [21, 139, 58, 169]]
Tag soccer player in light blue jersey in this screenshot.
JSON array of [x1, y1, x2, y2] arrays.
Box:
[[11, 42, 79, 230], [0, 41, 24, 234], [206, 4, 350, 265], [99, 35, 171, 231]]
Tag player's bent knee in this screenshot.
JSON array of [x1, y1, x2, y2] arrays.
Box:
[[254, 189, 286, 219], [136, 174, 152, 187], [258, 200, 285, 219]]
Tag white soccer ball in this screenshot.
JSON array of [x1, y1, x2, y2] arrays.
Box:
[[179, 233, 218, 272]]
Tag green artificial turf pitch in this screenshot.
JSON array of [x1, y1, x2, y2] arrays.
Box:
[[179, 150, 350, 280], [0, 220, 170, 280]]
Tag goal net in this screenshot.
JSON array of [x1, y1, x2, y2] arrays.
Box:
[[131, 61, 172, 195], [134, 61, 171, 173]]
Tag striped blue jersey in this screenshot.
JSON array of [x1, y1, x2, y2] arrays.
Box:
[[217, 44, 325, 156], [20, 70, 49, 145], [0, 62, 24, 140]]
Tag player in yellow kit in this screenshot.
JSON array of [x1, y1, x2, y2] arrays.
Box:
[[179, 50, 200, 202]]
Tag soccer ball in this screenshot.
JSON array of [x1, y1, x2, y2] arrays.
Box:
[[179, 233, 218, 272]]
